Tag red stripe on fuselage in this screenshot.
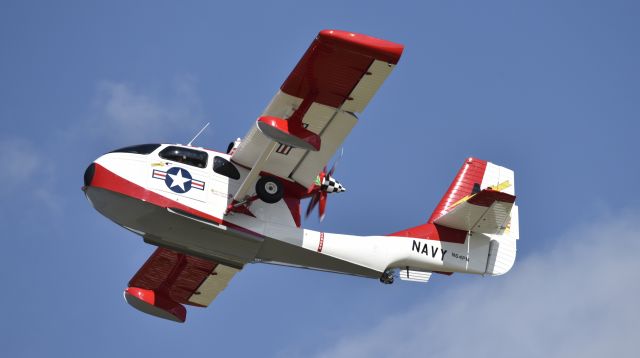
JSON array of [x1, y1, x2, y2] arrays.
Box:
[[388, 223, 467, 244], [89, 163, 264, 239], [317, 232, 324, 252]]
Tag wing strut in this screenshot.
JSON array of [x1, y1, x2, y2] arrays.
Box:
[[229, 96, 323, 212], [229, 141, 278, 208]]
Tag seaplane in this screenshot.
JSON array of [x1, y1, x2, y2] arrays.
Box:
[[83, 30, 519, 323]]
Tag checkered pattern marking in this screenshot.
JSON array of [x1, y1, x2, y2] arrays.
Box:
[[321, 175, 345, 193]]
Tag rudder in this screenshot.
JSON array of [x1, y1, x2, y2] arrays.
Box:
[[485, 204, 519, 275]]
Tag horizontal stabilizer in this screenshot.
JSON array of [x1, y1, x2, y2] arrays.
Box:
[[398, 268, 432, 283], [434, 188, 515, 234]]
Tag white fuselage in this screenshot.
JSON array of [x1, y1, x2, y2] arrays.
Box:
[[85, 144, 492, 280]]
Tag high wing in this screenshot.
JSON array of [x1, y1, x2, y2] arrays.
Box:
[[123, 247, 240, 322], [433, 188, 516, 234], [231, 30, 403, 199]]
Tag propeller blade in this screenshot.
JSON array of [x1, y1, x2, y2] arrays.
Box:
[[319, 191, 327, 222], [308, 150, 344, 222], [328, 148, 344, 177], [306, 192, 320, 218]]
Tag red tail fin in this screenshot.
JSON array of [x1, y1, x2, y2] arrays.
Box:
[[428, 157, 487, 223]]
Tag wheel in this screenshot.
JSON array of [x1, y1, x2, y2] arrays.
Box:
[[256, 176, 283, 204], [379, 270, 395, 284]]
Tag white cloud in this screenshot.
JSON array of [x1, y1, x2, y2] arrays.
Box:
[[0, 137, 41, 189], [1, 77, 204, 214], [312, 212, 640, 358], [0, 136, 63, 214], [87, 76, 203, 144]]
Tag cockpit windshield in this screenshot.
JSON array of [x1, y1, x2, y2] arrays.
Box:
[[110, 144, 161, 155], [159, 146, 208, 168]]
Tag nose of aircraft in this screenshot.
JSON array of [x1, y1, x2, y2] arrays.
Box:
[[84, 163, 95, 187]]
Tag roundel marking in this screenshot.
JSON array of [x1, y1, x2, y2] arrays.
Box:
[[165, 167, 192, 193]]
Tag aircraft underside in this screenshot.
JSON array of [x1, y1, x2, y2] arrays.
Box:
[[86, 186, 382, 278]]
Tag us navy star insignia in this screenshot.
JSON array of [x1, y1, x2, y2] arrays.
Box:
[[168, 169, 190, 191]]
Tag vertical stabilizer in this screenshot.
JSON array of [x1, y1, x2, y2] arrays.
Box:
[[391, 157, 519, 277], [429, 157, 515, 224], [428, 157, 519, 276], [429, 158, 487, 223]]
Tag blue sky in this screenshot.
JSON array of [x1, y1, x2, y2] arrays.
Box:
[[1, 1, 639, 356]]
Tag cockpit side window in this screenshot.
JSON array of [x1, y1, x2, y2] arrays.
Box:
[[213, 156, 240, 180], [159, 146, 208, 168], [110, 144, 161, 155]]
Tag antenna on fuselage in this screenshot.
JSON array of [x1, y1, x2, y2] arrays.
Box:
[[187, 122, 210, 147]]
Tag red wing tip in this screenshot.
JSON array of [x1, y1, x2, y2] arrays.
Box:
[[318, 29, 404, 64], [124, 287, 186, 323]]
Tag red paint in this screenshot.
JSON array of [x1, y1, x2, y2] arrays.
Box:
[[254, 172, 306, 227], [124, 286, 187, 322], [391, 158, 515, 242], [428, 157, 488, 223], [90, 163, 265, 239], [229, 204, 256, 217], [305, 191, 320, 219], [286, 95, 315, 127], [318, 191, 327, 221], [128, 247, 218, 307], [257, 116, 321, 151], [259, 170, 312, 199], [467, 189, 516, 207], [221, 168, 307, 226], [226, 197, 257, 217], [305, 189, 329, 221], [281, 29, 404, 109], [317, 232, 325, 252], [125, 287, 155, 305], [389, 223, 467, 244], [318, 30, 404, 64]]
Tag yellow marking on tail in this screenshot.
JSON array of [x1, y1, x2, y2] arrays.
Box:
[[494, 180, 512, 192], [449, 181, 512, 209], [450, 194, 475, 209]]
